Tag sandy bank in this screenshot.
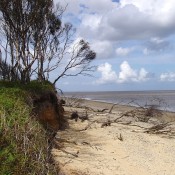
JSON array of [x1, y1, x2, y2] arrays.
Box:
[[52, 99, 175, 175]]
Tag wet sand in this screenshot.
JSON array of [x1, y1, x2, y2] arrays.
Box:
[[52, 99, 175, 175]]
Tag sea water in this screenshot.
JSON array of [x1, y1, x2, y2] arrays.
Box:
[[64, 91, 175, 112]]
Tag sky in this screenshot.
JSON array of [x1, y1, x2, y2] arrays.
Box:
[[54, 0, 175, 92]]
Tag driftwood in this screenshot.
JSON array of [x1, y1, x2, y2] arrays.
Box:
[[144, 123, 170, 134], [117, 133, 123, 141], [71, 111, 79, 121], [113, 115, 126, 122], [109, 104, 117, 113], [64, 96, 85, 108], [54, 140, 79, 157], [118, 122, 148, 129], [112, 104, 164, 123], [97, 108, 108, 112], [70, 111, 89, 122], [96, 113, 109, 116], [78, 120, 98, 131], [66, 98, 172, 137], [85, 106, 109, 113], [101, 120, 111, 128], [79, 111, 89, 122], [55, 138, 77, 145], [108, 100, 127, 113], [59, 148, 79, 157]]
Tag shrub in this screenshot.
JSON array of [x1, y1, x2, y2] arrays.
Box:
[[0, 81, 58, 175]]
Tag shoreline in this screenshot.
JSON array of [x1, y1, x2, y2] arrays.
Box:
[[63, 97, 175, 122], [63, 90, 175, 113], [63, 95, 175, 113]]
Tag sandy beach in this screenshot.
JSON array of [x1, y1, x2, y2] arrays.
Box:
[[52, 99, 175, 175]]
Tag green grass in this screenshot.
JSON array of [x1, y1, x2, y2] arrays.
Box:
[[0, 81, 58, 175]]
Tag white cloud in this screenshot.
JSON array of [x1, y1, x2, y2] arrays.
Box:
[[118, 61, 138, 82], [160, 72, 175, 82], [138, 68, 150, 81], [55, 0, 175, 61], [115, 47, 134, 56], [65, 0, 175, 42], [150, 38, 164, 44], [120, 0, 175, 22], [91, 40, 114, 59], [97, 63, 118, 84], [81, 14, 102, 31], [97, 61, 151, 84]]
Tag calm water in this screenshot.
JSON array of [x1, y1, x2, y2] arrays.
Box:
[[64, 91, 175, 112]]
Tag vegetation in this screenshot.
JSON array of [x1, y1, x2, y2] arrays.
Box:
[[0, 81, 59, 175], [0, 0, 96, 84], [0, 0, 96, 174]]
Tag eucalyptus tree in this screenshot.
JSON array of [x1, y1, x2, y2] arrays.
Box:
[[0, 0, 96, 84]]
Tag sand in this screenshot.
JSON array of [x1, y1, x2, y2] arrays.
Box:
[[52, 99, 175, 175]]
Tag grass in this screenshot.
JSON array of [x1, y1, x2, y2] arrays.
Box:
[[0, 81, 59, 175]]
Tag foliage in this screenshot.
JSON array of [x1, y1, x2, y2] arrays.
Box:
[[0, 0, 96, 84], [0, 59, 20, 81], [0, 81, 58, 175], [0, 80, 54, 94]]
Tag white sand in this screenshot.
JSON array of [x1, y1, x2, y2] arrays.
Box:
[[52, 100, 175, 175]]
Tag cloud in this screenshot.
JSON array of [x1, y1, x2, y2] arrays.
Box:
[[97, 61, 151, 84], [97, 63, 118, 84], [81, 14, 102, 31], [91, 40, 114, 59], [55, 0, 118, 16], [160, 72, 175, 82], [55, 0, 175, 61], [81, 0, 118, 14], [143, 37, 171, 54], [118, 61, 137, 82], [54, 0, 80, 15], [143, 48, 149, 55], [118, 61, 152, 82], [115, 47, 134, 56], [62, 82, 69, 85], [64, 0, 175, 42], [138, 68, 152, 81]]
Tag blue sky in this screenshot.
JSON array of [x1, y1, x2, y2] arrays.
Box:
[[54, 0, 175, 92]]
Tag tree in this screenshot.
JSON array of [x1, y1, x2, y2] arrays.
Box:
[[0, 0, 96, 84]]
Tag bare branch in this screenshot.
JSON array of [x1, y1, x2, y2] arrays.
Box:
[[0, 1, 96, 84]]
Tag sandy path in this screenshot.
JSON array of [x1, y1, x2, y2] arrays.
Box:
[[52, 100, 175, 175]]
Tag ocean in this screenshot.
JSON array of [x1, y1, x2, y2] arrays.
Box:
[[64, 91, 175, 112]]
